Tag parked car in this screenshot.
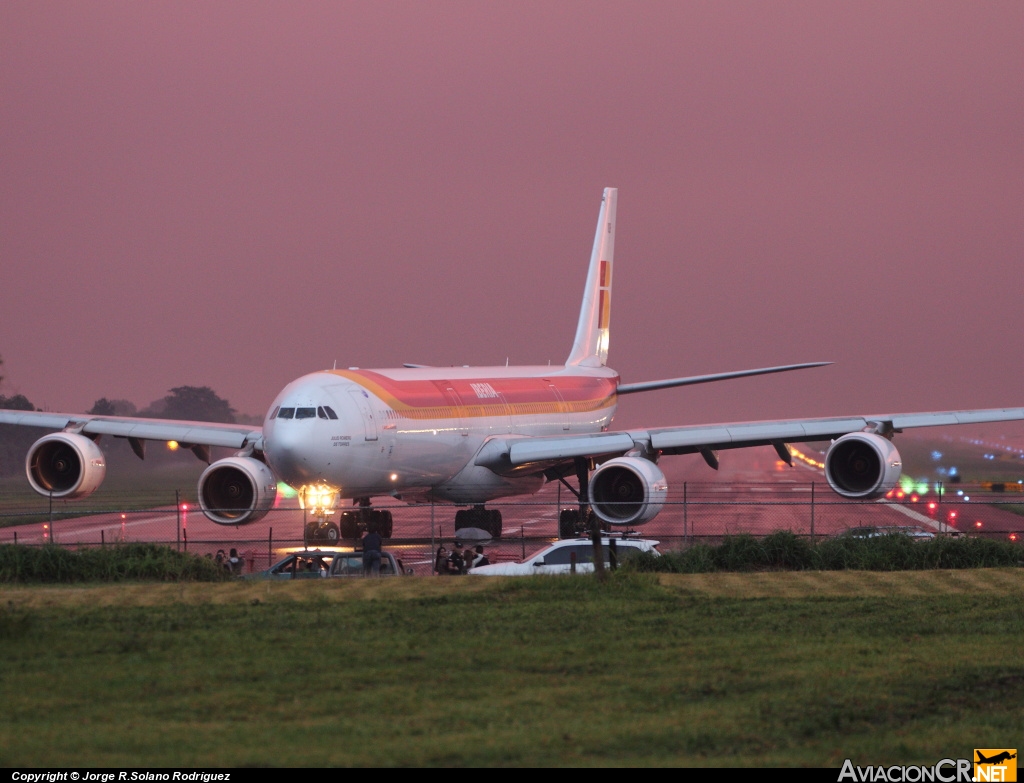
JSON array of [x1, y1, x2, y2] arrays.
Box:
[[469, 537, 660, 576], [248, 548, 410, 579], [842, 526, 936, 540]]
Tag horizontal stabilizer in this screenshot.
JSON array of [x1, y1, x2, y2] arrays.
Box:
[[616, 362, 831, 395]]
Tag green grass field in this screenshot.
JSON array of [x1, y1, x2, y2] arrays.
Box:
[[1, 571, 1022, 767]]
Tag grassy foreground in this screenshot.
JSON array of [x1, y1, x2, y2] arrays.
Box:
[[1, 571, 1022, 767]]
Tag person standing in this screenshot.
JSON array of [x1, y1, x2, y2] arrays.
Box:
[[362, 529, 383, 576]]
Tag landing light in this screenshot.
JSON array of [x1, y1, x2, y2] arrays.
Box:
[[167, 441, 179, 451], [299, 484, 339, 517], [390, 473, 398, 482]]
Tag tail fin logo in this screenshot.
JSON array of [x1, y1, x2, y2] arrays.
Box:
[[598, 260, 611, 330]]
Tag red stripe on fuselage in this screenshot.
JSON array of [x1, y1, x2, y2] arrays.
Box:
[[327, 370, 617, 419]]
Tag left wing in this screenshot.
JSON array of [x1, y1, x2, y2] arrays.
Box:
[[0, 409, 262, 453], [475, 407, 1024, 469]]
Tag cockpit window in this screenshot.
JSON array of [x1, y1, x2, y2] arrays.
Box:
[[323, 406, 339, 420], [277, 407, 295, 419], [317, 406, 327, 419], [270, 406, 280, 420], [295, 407, 317, 419]]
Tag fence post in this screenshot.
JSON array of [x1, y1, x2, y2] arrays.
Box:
[[810, 482, 815, 539], [683, 482, 688, 544], [176, 490, 181, 552], [268, 527, 273, 571]]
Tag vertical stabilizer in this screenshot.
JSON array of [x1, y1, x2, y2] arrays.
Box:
[[566, 187, 617, 367]]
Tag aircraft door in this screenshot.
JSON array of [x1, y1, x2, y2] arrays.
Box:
[[546, 382, 571, 431], [346, 388, 379, 441], [434, 382, 468, 436]]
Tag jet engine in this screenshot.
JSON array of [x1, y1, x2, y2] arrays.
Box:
[[824, 433, 902, 499], [589, 456, 668, 526], [198, 457, 278, 525], [25, 432, 107, 499]]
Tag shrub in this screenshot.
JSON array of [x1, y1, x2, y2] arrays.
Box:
[[623, 533, 1024, 574], [0, 543, 231, 583]]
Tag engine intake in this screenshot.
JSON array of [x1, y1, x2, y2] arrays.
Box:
[[26, 433, 106, 499], [824, 433, 902, 499], [199, 457, 278, 525], [589, 456, 668, 526]]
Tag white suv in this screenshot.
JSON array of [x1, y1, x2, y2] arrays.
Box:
[[469, 537, 659, 576]]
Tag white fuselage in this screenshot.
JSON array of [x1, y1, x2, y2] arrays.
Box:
[[262, 365, 618, 503]]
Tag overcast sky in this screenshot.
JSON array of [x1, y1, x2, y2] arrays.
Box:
[[2, 2, 1022, 430]]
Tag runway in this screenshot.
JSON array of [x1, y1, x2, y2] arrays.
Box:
[[3, 443, 1021, 574]]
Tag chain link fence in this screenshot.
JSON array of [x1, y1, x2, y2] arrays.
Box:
[[2, 481, 1021, 574]]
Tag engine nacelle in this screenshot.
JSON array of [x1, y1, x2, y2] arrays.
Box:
[[589, 456, 668, 526], [26, 433, 106, 499], [198, 457, 278, 526], [824, 433, 902, 499]]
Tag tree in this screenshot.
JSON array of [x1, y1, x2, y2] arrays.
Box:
[[0, 389, 38, 475], [159, 386, 236, 423], [0, 393, 35, 411], [88, 398, 137, 417]]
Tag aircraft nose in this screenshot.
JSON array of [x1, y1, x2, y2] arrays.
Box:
[[265, 418, 318, 484]]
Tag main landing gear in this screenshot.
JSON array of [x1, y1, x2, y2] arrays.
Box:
[[308, 498, 394, 543], [453, 504, 503, 538], [555, 457, 607, 539]]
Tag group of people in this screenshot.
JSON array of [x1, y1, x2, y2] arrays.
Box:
[[213, 548, 244, 574], [434, 542, 488, 575]]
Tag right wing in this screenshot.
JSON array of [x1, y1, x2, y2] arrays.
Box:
[[474, 407, 1024, 471]]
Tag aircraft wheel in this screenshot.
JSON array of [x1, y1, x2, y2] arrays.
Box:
[[454, 508, 472, 531], [559, 509, 581, 539], [324, 523, 340, 543], [339, 511, 360, 540], [371, 510, 393, 538], [488, 509, 502, 538]]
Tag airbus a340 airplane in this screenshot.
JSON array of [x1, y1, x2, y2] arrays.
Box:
[[4, 188, 1024, 540]]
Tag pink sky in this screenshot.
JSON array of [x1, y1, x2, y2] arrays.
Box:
[[2, 2, 1022, 431]]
